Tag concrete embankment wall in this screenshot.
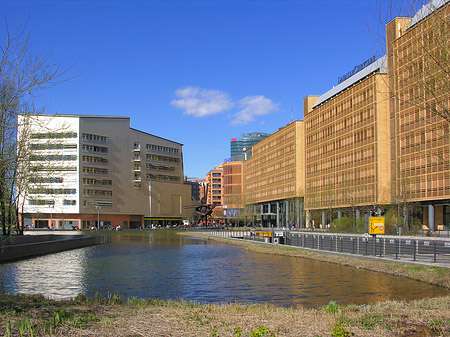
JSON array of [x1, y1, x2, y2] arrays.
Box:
[[0, 234, 111, 263]]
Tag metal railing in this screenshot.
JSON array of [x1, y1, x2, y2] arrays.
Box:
[[196, 230, 450, 265]]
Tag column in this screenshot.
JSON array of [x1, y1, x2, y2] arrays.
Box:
[[286, 200, 289, 228], [338, 211, 342, 219], [428, 204, 435, 232], [321, 211, 326, 229], [276, 201, 280, 228]]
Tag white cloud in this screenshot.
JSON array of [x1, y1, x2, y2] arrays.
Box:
[[171, 87, 233, 117], [232, 95, 279, 125]]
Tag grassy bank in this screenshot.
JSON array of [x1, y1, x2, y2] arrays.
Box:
[[2, 230, 449, 336], [179, 232, 450, 289], [1, 292, 450, 336]]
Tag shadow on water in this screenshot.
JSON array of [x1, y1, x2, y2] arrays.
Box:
[[0, 230, 447, 308]]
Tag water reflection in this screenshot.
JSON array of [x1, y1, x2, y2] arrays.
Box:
[[0, 231, 447, 308]]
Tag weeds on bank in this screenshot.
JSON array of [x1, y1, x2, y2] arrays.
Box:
[[323, 301, 342, 314]]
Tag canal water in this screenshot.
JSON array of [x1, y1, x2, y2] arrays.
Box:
[[0, 231, 447, 308]]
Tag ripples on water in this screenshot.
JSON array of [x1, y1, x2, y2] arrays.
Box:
[[0, 231, 447, 308]]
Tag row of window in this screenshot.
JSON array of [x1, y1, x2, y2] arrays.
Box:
[[146, 173, 180, 182], [31, 155, 77, 161], [146, 163, 175, 172], [146, 144, 179, 154], [82, 155, 108, 164], [83, 167, 108, 175], [29, 188, 77, 195], [29, 199, 76, 206], [82, 133, 108, 143], [28, 199, 54, 206], [30, 177, 63, 184], [82, 144, 108, 154], [31, 132, 78, 139], [146, 154, 180, 163], [30, 143, 77, 150], [31, 166, 77, 172], [83, 178, 112, 186], [83, 189, 112, 197]]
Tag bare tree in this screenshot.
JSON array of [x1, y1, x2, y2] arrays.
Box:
[[0, 19, 74, 235]]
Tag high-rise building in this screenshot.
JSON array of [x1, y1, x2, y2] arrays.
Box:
[[184, 177, 201, 202], [243, 121, 305, 228], [230, 132, 270, 161], [205, 165, 223, 219], [301, 0, 450, 229], [18, 114, 192, 229], [386, 0, 450, 230], [304, 56, 390, 226], [222, 161, 244, 225]]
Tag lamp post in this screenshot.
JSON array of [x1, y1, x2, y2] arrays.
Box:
[[49, 203, 54, 229], [95, 205, 101, 230]]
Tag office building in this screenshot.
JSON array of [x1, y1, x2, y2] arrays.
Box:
[[243, 121, 305, 228], [18, 114, 191, 229], [222, 161, 244, 225], [386, 0, 450, 230], [205, 165, 223, 219], [303, 57, 390, 227], [230, 132, 270, 161], [184, 176, 201, 202]]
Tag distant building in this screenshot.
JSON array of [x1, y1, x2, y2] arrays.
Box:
[[205, 165, 223, 219], [230, 132, 270, 161], [184, 176, 200, 201], [222, 161, 244, 225], [18, 114, 192, 229]]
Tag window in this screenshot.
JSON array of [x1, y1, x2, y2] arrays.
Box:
[[82, 144, 108, 154], [146, 154, 180, 163], [31, 132, 77, 139], [146, 163, 175, 172], [31, 166, 77, 172], [146, 144, 179, 155], [82, 155, 108, 165], [82, 133, 108, 143], [30, 154, 77, 161], [146, 173, 180, 182], [29, 188, 76, 195], [29, 199, 55, 206], [63, 200, 76, 206], [83, 178, 112, 186], [83, 167, 108, 175], [83, 189, 112, 197], [30, 177, 63, 184], [30, 143, 77, 150]]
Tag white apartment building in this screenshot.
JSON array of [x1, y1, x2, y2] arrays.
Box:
[[18, 114, 191, 229]]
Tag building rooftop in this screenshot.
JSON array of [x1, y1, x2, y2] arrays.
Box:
[[407, 0, 449, 30], [312, 55, 387, 109]]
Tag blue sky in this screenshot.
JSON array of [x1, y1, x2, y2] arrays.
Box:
[[2, 0, 407, 178]]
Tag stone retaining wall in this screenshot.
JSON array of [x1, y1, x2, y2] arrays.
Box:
[[0, 235, 111, 263]]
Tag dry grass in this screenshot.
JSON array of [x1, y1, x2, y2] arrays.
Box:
[[2, 232, 450, 336], [1, 293, 450, 336]]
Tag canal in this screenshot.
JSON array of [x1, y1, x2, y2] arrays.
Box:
[[0, 231, 447, 308]]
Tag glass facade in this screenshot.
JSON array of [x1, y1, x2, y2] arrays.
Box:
[[230, 132, 270, 161]]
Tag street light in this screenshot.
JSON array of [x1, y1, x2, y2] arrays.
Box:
[[49, 201, 55, 229], [95, 205, 101, 230]]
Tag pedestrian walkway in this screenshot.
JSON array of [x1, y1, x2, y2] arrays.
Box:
[[196, 229, 450, 269]]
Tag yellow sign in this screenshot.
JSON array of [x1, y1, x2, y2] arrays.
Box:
[[255, 231, 272, 237], [369, 217, 385, 235]]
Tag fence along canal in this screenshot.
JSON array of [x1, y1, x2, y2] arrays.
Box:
[[197, 230, 450, 266]]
